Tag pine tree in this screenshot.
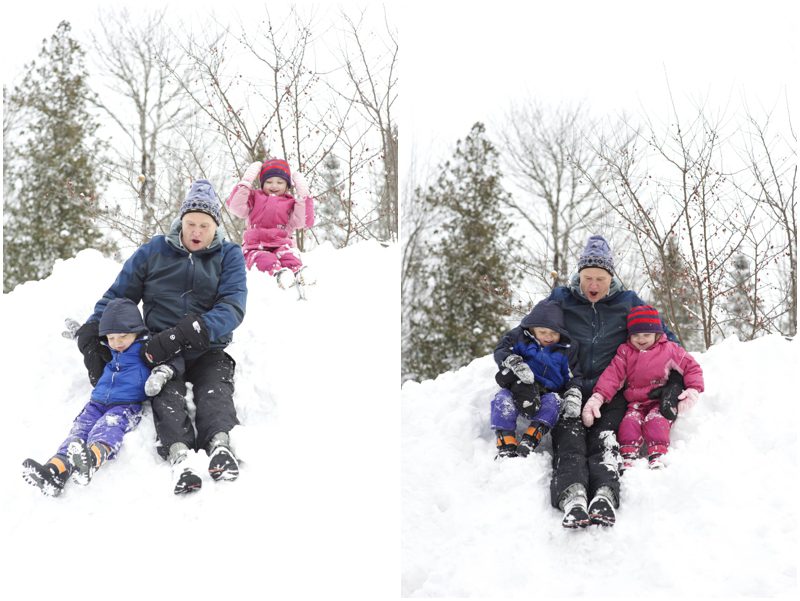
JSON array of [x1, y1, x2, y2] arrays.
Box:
[[726, 253, 762, 341], [3, 21, 115, 292], [405, 123, 520, 380]]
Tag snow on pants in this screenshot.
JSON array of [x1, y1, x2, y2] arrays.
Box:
[[618, 400, 671, 457], [490, 388, 560, 431], [57, 401, 142, 459], [549, 390, 626, 509], [244, 243, 303, 276], [151, 350, 239, 459]]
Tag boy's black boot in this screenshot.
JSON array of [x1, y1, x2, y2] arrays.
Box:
[[517, 423, 549, 457], [494, 430, 518, 459], [68, 440, 110, 485], [22, 456, 69, 497]]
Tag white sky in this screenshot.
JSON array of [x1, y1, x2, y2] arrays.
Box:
[[399, 0, 798, 168]]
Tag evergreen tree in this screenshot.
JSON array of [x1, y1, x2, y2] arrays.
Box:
[[3, 21, 114, 292], [316, 154, 348, 247], [726, 253, 762, 341], [405, 123, 520, 380]]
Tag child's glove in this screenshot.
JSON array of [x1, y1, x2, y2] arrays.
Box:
[[648, 369, 684, 421], [292, 171, 311, 198], [510, 382, 541, 418], [501, 354, 535, 385], [561, 387, 582, 419], [581, 393, 604, 427], [240, 161, 262, 187], [677, 388, 699, 414], [145, 364, 175, 397], [62, 318, 81, 339]]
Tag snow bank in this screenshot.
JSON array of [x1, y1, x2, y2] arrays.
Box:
[[0, 242, 399, 600], [402, 334, 798, 597]]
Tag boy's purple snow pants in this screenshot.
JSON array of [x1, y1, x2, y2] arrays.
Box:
[[490, 388, 560, 431], [617, 400, 671, 456], [57, 401, 143, 458]]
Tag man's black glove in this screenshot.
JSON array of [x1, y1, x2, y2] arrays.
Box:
[[144, 314, 210, 365], [648, 369, 685, 421], [510, 382, 541, 419], [75, 321, 111, 386]]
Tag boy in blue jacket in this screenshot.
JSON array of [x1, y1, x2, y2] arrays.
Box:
[[22, 298, 176, 497], [491, 299, 582, 458]]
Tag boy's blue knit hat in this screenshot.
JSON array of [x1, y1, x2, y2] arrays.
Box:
[[577, 234, 614, 275], [180, 179, 221, 225], [99, 298, 147, 336], [520, 299, 570, 341]]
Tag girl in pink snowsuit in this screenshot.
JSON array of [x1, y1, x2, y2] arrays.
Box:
[[226, 158, 315, 289], [582, 305, 704, 469]]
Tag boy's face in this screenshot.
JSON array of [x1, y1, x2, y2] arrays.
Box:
[[579, 267, 612, 303], [106, 332, 137, 353], [531, 327, 560, 347], [630, 332, 658, 351], [262, 176, 289, 196]]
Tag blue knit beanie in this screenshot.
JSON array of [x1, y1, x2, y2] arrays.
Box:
[[180, 179, 221, 225], [578, 234, 614, 275], [99, 298, 147, 336]]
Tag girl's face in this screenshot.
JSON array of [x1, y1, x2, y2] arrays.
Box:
[[262, 177, 289, 196], [630, 332, 658, 351], [106, 332, 137, 353], [531, 327, 560, 347]]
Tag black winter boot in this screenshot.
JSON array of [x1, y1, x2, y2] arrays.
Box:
[[169, 443, 202, 495], [22, 457, 69, 497], [517, 424, 549, 457], [560, 484, 590, 529], [494, 430, 518, 459], [588, 486, 617, 527], [67, 440, 110, 485], [207, 432, 240, 482]]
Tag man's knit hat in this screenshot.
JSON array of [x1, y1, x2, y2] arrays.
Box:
[[577, 234, 614, 275], [259, 158, 292, 188], [180, 179, 221, 225], [627, 305, 664, 335]]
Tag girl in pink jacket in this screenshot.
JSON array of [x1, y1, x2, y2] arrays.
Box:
[[226, 158, 315, 289], [581, 305, 704, 469]]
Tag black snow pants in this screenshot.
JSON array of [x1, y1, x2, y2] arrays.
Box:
[[151, 350, 239, 459], [549, 390, 626, 508]]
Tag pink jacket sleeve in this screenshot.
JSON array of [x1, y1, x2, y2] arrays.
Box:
[[226, 183, 252, 220], [287, 195, 315, 230], [593, 345, 629, 401], [673, 347, 705, 393]]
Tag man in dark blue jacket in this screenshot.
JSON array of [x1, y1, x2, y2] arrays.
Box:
[[75, 179, 248, 495], [547, 235, 677, 528]]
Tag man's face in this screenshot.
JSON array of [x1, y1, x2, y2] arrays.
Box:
[[579, 267, 612, 303], [181, 212, 217, 252]]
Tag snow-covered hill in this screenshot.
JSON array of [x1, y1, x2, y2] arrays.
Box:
[[0, 242, 399, 600], [402, 334, 798, 597]]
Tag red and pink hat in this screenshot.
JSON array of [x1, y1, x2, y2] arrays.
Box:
[[259, 159, 291, 188], [627, 305, 664, 335]]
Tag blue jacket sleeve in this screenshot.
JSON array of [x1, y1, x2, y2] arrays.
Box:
[[199, 243, 248, 342], [493, 327, 522, 367]]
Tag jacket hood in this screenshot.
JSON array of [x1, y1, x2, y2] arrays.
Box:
[[99, 298, 147, 336], [520, 299, 571, 343]]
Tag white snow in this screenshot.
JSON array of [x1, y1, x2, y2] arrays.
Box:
[[0, 242, 399, 600], [402, 334, 798, 597]]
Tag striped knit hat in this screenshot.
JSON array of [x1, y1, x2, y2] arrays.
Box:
[[259, 158, 291, 188], [627, 305, 664, 335]]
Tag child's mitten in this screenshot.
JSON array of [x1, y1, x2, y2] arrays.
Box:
[[648, 369, 684, 421], [677, 388, 699, 414], [510, 382, 541, 418], [581, 393, 604, 427], [501, 354, 535, 385], [292, 170, 311, 198], [561, 387, 582, 418], [240, 161, 262, 187], [62, 318, 81, 340], [145, 364, 175, 397]]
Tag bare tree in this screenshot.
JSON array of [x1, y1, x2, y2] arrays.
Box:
[[91, 8, 197, 244], [497, 102, 605, 289], [340, 8, 398, 242]]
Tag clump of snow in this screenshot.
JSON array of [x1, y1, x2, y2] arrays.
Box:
[[402, 334, 798, 597], [1, 241, 399, 600]]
